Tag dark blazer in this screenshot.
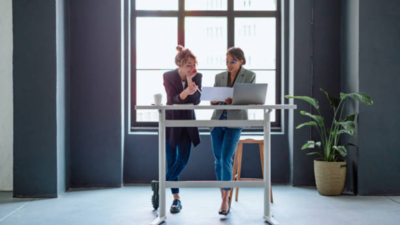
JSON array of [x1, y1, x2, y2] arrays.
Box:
[[163, 69, 202, 148]]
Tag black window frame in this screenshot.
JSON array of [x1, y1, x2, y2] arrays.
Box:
[[131, 0, 282, 132]]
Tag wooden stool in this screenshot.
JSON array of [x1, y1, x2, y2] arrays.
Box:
[[229, 136, 273, 206]]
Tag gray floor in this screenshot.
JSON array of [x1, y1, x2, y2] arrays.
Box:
[[0, 185, 399, 225]]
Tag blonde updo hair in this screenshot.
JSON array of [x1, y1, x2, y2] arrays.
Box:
[[175, 45, 198, 67]]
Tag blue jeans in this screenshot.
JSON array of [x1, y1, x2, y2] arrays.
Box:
[[166, 130, 192, 194], [210, 111, 242, 191]]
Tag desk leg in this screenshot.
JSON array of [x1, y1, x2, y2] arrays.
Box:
[[151, 109, 166, 225], [263, 110, 279, 225]]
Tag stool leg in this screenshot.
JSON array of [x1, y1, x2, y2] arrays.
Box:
[[260, 143, 273, 203], [235, 143, 243, 202], [229, 145, 240, 206]]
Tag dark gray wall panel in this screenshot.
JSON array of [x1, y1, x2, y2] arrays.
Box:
[[70, 0, 123, 187], [290, 0, 342, 186], [13, 0, 58, 197], [341, 0, 359, 194], [291, 0, 314, 186], [358, 0, 400, 195]]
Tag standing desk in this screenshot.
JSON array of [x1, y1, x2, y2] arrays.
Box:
[[135, 105, 297, 225]]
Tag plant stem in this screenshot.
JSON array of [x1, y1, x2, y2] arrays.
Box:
[[327, 100, 344, 161], [316, 108, 328, 160], [335, 102, 346, 146]]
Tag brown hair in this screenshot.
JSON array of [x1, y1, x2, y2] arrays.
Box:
[[227, 47, 246, 65], [175, 45, 198, 66]]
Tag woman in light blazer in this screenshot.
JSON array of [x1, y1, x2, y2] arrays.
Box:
[[210, 47, 256, 215]]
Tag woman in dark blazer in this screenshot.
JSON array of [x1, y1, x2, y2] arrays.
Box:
[[210, 47, 256, 216], [152, 45, 202, 214]]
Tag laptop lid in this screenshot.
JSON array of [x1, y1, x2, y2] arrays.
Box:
[[232, 83, 268, 105]]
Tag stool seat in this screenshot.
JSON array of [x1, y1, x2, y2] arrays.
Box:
[[239, 136, 264, 141], [229, 137, 273, 206]]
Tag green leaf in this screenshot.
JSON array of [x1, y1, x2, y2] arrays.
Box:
[[340, 92, 373, 105], [320, 88, 340, 109], [333, 146, 347, 157], [300, 111, 324, 126], [296, 121, 318, 129], [307, 151, 322, 156], [332, 130, 351, 136], [301, 142, 315, 150], [335, 121, 356, 135], [301, 141, 321, 150], [285, 95, 319, 110], [344, 113, 358, 122]]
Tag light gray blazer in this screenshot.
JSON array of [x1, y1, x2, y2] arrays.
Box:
[[210, 67, 256, 122]]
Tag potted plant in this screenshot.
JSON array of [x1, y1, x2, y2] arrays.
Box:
[[286, 89, 373, 195]]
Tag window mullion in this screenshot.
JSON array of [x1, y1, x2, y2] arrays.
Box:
[[178, 0, 185, 46], [228, 0, 234, 48]]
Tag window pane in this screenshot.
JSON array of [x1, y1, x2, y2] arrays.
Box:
[[234, 0, 276, 11], [136, 17, 177, 69], [235, 18, 275, 69], [185, 0, 227, 11], [248, 71, 276, 122], [136, 0, 178, 11], [136, 70, 168, 122], [185, 17, 227, 69]]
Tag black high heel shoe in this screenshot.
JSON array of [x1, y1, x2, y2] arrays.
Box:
[[218, 197, 231, 216]]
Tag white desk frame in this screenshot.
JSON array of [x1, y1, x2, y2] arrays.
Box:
[[135, 105, 297, 225]]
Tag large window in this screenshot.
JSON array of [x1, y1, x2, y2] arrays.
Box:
[[131, 0, 281, 131]]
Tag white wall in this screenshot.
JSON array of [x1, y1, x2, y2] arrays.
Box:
[[0, 0, 13, 191]]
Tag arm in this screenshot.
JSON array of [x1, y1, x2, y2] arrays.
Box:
[[211, 75, 220, 105], [163, 73, 190, 104], [249, 72, 256, 84], [187, 73, 202, 105]]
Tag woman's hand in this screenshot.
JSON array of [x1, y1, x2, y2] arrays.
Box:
[[186, 69, 197, 85], [211, 101, 219, 104], [224, 98, 232, 104], [186, 82, 198, 95]]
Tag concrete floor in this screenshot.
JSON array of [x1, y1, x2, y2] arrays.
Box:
[[0, 185, 399, 225]]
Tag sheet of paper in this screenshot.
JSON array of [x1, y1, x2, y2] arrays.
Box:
[[200, 87, 234, 101]]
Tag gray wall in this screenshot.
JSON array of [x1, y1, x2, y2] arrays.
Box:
[[357, 0, 400, 195], [70, 0, 124, 187], [13, 0, 69, 197], [342, 0, 400, 195], [341, 0, 359, 194], [289, 0, 342, 186], [290, 0, 313, 186], [0, 0, 14, 191]]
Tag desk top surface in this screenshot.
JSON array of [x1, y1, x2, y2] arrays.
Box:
[[135, 105, 297, 110]]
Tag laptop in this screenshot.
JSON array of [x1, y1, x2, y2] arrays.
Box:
[[232, 83, 268, 105]]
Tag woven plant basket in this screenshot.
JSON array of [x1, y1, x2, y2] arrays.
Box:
[[314, 159, 347, 196]]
